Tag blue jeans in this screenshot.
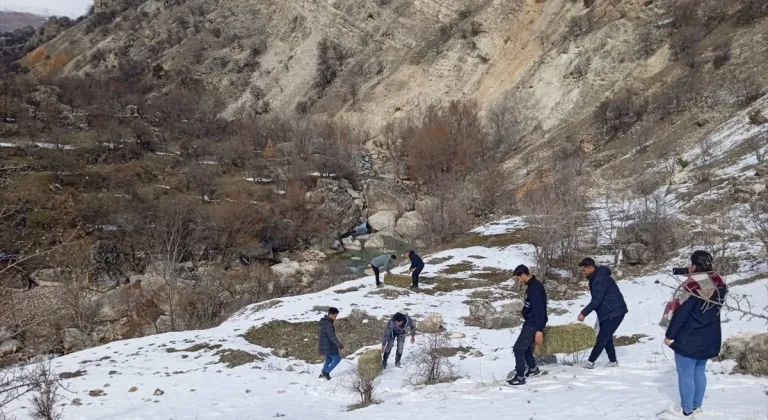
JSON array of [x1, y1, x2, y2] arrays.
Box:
[[322, 354, 341, 374], [675, 353, 707, 413]]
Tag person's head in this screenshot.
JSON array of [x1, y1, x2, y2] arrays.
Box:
[[328, 307, 339, 320], [393, 312, 407, 327], [404, 250, 412, 258], [513, 264, 532, 283], [390, 254, 397, 260], [578, 257, 597, 277], [689, 250, 713, 273]]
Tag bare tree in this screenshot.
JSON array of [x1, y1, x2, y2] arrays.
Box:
[[407, 333, 460, 385], [746, 133, 767, 163], [144, 200, 201, 331], [747, 199, 768, 254], [420, 173, 472, 246], [593, 194, 635, 266], [29, 362, 63, 420], [1, 360, 68, 420], [486, 92, 521, 154]]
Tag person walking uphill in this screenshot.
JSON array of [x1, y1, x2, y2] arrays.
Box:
[[317, 307, 346, 380], [508, 265, 547, 386], [370, 254, 397, 287], [577, 258, 628, 369], [381, 312, 416, 368], [663, 250, 727, 418], [404, 250, 424, 290]]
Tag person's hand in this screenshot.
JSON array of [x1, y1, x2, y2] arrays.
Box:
[[535, 331, 544, 346], [410, 336, 415, 344], [664, 338, 673, 347], [577, 313, 585, 322]]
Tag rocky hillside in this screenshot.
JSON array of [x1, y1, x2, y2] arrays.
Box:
[[0, 11, 47, 33]]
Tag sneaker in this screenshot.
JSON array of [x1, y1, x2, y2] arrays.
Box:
[[395, 362, 402, 368], [584, 361, 595, 370], [318, 373, 324, 379], [382, 360, 387, 369], [322, 372, 331, 380], [605, 361, 620, 368], [665, 405, 693, 417], [507, 375, 526, 386], [525, 367, 541, 377], [692, 408, 703, 417]]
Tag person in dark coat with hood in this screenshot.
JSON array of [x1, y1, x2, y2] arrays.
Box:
[[507, 264, 548, 386], [404, 250, 424, 289], [380, 312, 417, 368], [317, 307, 346, 380], [577, 257, 628, 369], [663, 250, 727, 418]]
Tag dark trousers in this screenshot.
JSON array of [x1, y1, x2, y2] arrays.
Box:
[[412, 265, 423, 287], [588, 314, 625, 363], [383, 334, 405, 364], [372, 265, 381, 285], [513, 324, 537, 378]]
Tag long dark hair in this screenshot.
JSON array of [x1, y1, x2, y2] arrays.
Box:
[[691, 250, 713, 272]]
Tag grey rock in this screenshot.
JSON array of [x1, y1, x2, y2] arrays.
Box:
[[623, 242, 651, 265], [363, 179, 415, 217]]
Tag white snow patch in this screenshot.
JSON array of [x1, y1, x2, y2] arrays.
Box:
[[471, 217, 526, 236]]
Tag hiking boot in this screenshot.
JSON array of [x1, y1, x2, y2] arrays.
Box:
[[584, 361, 595, 370], [507, 375, 526, 386], [525, 367, 541, 377], [605, 361, 619, 368]]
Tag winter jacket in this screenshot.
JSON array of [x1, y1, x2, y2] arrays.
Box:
[[317, 315, 344, 355], [522, 276, 548, 332], [371, 255, 394, 273], [580, 266, 628, 322], [407, 251, 424, 270], [382, 315, 417, 346], [666, 286, 727, 360]]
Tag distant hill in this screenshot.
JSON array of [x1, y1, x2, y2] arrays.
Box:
[[0, 11, 47, 33]]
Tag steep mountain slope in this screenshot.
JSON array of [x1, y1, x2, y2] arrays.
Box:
[[3, 218, 768, 420]]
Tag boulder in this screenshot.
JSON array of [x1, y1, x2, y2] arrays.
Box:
[[307, 179, 363, 237], [756, 165, 768, 178], [239, 243, 274, 264], [415, 196, 439, 216], [670, 172, 689, 185], [734, 184, 765, 196], [31, 268, 67, 284], [623, 242, 651, 265], [419, 314, 443, 333], [364, 233, 388, 250], [368, 211, 398, 233], [63, 328, 94, 353], [363, 179, 415, 217], [270, 259, 302, 279], [499, 301, 523, 314], [738, 333, 768, 376], [395, 211, 427, 238], [465, 300, 522, 329], [0, 339, 22, 357], [342, 236, 362, 251]]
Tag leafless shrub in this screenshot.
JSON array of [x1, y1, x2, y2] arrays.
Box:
[[1, 361, 67, 420], [419, 173, 472, 246], [656, 72, 699, 119], [747, 199, 768, 254], [748, 109, 768, 126], [737, 0, 768, 25], [669, 25, 705, 68], [467, 164, 516, 219], [731, 75, 763, 107], [597, 90, 647, 138], [636, 24, 661, 58], [711, 41, 731, 70], [746, 133, 766, 163], [314, 37, 349, 94], [567, 13, 594, 38], [341, 363, 380, 410], [697, 135, 714, 164], [594, 194, 635, 266], [627, 189, 677, 263], [407, 333, 460, 385], [693, 168, 715, 184], [486, 91, 521, 153], [29, 363, 63, 420]]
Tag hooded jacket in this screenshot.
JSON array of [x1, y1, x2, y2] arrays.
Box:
[[381, 314, 417, 346], [580, 266, 628, 322]]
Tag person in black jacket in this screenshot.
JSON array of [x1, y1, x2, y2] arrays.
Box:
[[664, 251, 727, 418], [404, 250, 424, 289], [577, 257, 628, 369], [507, 264, 548, 386], [317, 307, 346, 380]]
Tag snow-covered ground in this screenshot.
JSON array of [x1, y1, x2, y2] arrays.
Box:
[[4, 221, 767, 420]]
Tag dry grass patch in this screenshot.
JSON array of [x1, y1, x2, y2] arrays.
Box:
[[215, 349, 265, 368], [438, 261, 477, 275], [366, 288, 411, 300], [614, 334, 648, 347], [166, 343, 223, 353], [244, 311, 386, 362]]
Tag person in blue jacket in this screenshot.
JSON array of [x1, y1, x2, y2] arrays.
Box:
[[404, 250, 424, 290], [577, 257, 628, 369], [380, 312, 417, 368], [508, 264, 547, 386], [664, 251, 727, 418]]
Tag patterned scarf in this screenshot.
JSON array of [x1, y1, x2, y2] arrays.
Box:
[[660, 272, 726, 328]]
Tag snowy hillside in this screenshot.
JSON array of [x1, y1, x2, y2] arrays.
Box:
[[3, 219, 768, 420]]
